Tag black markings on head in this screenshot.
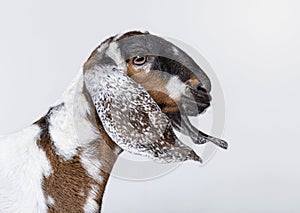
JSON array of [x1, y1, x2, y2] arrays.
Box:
[[151, 56, 194, 82]]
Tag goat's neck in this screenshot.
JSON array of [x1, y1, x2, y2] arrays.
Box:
[[35, 71, 122, 212]]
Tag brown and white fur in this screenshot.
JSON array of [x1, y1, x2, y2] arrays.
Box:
[[0, 31, 225, 212], [0, 70, 122, 212]]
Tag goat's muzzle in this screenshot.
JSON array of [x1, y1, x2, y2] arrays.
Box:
[[180, 83, 211, 116]]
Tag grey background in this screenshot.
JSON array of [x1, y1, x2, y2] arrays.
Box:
[[0, 0, 299, 212]]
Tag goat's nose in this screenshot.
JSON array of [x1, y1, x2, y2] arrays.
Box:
[[196, 83, 208, 93], [193, 83, 212, 103]]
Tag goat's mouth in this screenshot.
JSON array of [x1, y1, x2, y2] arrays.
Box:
[[167, 86, 228, 150]]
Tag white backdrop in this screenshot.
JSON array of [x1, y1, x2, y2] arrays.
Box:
[[0, 0, 299, 212]]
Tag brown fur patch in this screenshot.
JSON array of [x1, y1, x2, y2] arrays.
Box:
[[127, 60, 180, 114], [35, 87, 122, 213], [126, 59, 142, 77], [147, 90, 179, 113], [186, 77, 200, 88]]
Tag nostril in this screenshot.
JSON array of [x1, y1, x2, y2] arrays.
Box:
[[196, 83, 207, 93]]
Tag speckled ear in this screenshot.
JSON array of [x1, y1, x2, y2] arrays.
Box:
[[84, 66, 202, 163]]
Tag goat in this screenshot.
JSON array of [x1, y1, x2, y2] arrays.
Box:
[[0, 31, 227, 213]]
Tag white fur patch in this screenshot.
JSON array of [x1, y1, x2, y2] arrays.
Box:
[[83, 184, 100, 213], [46, 196, 55, 206], [79, 188, 85, 197], [165, 76, 187, 99], [81, 149, 104, 184], [172, 46, 179, 55], [0, 125, 52, 212], [141, 62, 152, 74], [105, 42, 126, 68], [50, 70, 99, 160]]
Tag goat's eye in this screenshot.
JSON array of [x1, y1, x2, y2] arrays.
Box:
[[132, 56, 147, 65]]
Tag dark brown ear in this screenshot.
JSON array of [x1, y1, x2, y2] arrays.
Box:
[[84, 67, 201, 163]]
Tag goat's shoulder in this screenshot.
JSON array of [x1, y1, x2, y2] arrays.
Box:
[[0, 125, 51, 212]]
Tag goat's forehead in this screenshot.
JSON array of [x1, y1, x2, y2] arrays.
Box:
[[118, 35, 178, 61], [96, 33, 180, 64]]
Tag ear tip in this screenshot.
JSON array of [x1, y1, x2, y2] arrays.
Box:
[[188, 151, 202, 163]]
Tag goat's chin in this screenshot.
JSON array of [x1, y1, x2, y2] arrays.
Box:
[[196, 104, 210, 115]]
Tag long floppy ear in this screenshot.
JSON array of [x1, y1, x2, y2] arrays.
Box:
[[84, 66, 201, 163]]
